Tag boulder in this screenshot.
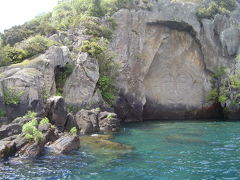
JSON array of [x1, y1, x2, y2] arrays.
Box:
[[43, 127, 59, 143], [0, 46, 71, 121], [0, 117, 32, 140], [45, 96, 67, 131], [64, 113, 78, 131], [14, 135, 28, 150], [48, 135, 80, 154], [75, 109, 99, 134], [18, 141, 44, 158], [0, 141, 16, 160], [98, 112, 120, 132], [0, 123, 22, 140], [63, 53, 100, 108]]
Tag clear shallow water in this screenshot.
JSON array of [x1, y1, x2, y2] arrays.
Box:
[[1, 121, 240, 180]]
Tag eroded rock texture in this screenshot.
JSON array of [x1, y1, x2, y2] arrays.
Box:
[[111, 0, 240, 121], [0, 46, 70, 121]]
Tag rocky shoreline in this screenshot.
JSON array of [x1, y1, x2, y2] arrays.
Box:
[[0, 96, 121, 161]]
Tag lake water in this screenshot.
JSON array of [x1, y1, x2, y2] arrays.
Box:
[[1, 121, 240, 180]]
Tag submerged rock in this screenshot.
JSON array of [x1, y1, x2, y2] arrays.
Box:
[[81, 134, 132, 152], [165, 135, 209, 145], [48, 135, 80, 154]]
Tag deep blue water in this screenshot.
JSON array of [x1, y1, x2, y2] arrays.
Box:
[[1, 121, 240, 180]]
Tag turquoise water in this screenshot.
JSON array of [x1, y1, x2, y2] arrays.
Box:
[[1, 121, 240, 180]]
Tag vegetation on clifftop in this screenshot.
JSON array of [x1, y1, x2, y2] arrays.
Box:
[[196, 0, 237, 18], [0, 0, 129, 106]]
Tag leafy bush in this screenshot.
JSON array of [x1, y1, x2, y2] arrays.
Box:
[[17, 35, 59, 58], [1, 13, 57, 46], [0, 110, 6, 117], [3, 88, 24, 105], [95, 107, 101, 111], [22, 119, 38, 134], [80, 40, 105, 57], [3, 45, 27, 64], [55, 63, 74, 95], [70, 127, 78, 136], [80, 38, 118, 106], [22, 119, 44, 142], [67, 105, 80, 113], [97, 75, 117, 105], [208, 56, 240, 106], [39, 117, 50, 126], [107, 113, 114, 119], [196, 0, 237, 19], [23, 111, 37, 119]]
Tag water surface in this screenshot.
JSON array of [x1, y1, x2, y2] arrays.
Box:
[[1, 121, 240, 179]]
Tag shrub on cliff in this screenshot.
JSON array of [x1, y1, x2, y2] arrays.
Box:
[[16, 35, 59, 58], [80, 39, 118, 105], [208, 55, 240, 106], [196, 0, 237, 19], [70, 127, 78, 136], [97, 75, 117, 105], [3, 88, 24, 105], [55, 63, 74, 95], [80, 40, 105, 57], [3, 45, 28, 64], [22, 119, 44, 142]]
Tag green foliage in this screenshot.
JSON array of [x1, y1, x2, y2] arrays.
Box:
[[24, 133, 34, 141], [67, 105, 80, 113], [80, 40, 105, 57], [1, 13, 57, 46], [39, 117, 50, 126], [17, 35, 59, 58], [101, 0, 130, 15], [70, 127, 78, 136], [219, 0, 237, 11], [22, 119, 38, 134], [82, 19, 113, 39], [3, 88, 24, 105], [107, 113, 114, 119], [208, 55, 240, 106], [22, 119, 44, 142], [97, 75, 117, 105], [23, 111, 37, 119], [95, 107, 101, 111], [196, 0, 237, 19], [55, 63, 74, 95], [207, 88, 218, 101], [0, 110, 6, 117], [0, 35, 59, 67], [89, 0, 104, 17], [2, 45, 27, 64], [41, 89, 51, 102], [80, 38, 118, 106]]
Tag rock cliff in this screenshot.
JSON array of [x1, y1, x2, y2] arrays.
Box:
[[0, 0, 240, 123], [111, 0, 240, 121]]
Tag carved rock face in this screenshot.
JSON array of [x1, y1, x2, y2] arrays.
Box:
[[111, 2, 239, 121], [143, 28, 207, 120]]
